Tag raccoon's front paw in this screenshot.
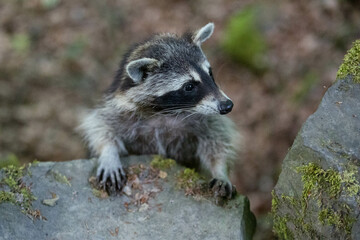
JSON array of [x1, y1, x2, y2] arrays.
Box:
[[97, 158, 127, 191], [209, 178, 236, 199]]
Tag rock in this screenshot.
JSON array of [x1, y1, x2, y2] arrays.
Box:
[[0, 155, 256, 240], [272, 75, 360, 239]]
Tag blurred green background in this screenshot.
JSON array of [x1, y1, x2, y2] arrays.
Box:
[[0, 0, 359, 238]]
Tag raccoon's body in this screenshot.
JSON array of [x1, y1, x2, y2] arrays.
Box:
[[79, 23, 240, 198]]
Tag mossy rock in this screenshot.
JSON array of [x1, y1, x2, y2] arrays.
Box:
[[272, 75, 360, 239], [0, 156, 256, 239], [337, 39, 360, 83]]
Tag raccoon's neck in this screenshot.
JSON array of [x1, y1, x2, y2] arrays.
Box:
[[119, 109, 206, 129]]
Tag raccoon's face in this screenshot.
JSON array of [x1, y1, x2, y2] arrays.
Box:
[[123, 23, 233, 116]]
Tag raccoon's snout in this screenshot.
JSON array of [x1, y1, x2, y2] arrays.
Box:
[[218, 99, 233, 115]]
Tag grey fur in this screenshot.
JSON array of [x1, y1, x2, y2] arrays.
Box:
[[78, 23, 240, 198], [193, 23, 214, 45], [126, 58, 158, 83]]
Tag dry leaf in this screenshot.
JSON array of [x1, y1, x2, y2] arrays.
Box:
[[158, 170, 167, 179], [138, 203, 149, 212], [123, 186, 132, 196], [42, 195, 59, 207]]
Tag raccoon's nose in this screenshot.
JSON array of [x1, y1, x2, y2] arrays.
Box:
[[219, 100, 233, 115]]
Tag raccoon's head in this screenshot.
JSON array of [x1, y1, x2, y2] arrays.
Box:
[[113, 23, 233, 116]]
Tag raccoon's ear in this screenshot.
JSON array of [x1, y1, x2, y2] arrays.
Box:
[[126, 58, 159, 83], [193, 23, 214, 46]]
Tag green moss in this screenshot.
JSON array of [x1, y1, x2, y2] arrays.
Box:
[[32, 160, 40, 165], [0, 191, 15, 203], [272, 191, 286, 238], [273, 214, 293, 240], [92, 189, 101, 197], [337, 39, 360, 83], [0, 164, 38, 218], [318, 208, 340, 226], [342, 164, 360, 196], [272, 162, 359, 238], [176, 168, 200, 189], [296, 162, 359, 235], [271, 190, 279, 212], [150, 155, 176, 170], [0, 154, 20, 169], [281, 194, 297, 207], [222, 6, 267, 73], [318, 207, 355, 234], [296, 163, 341, 199], [3, 165, 27, 189], [91, 188, 108, 199], [296, 162, 360, 199], [272, 191, 298, 239]]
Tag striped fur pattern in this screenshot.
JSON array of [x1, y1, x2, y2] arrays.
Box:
[[79, 23, 240, 198]]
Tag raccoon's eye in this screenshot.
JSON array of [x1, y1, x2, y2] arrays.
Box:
[[184, 83, 195, 92]]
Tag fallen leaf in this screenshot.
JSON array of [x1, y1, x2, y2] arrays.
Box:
[[158, 170, 167, 179], [42, 195, 59, 207], [123, 186, 132, 196], [109, 227, 119, 236], [138, 203, 149, 212]]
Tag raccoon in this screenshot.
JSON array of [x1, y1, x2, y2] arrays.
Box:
[[79, 23, 240, 199]]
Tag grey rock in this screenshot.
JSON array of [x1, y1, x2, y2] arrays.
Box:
[[0, 155, 256, 240], [273, 77, 360, 239]]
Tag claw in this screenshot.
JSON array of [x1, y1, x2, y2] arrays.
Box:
[[96, 166, 127, 193], [209, 178, 217, 188], [110, 172, 116, 186], [115, 171, 121, 190], [97, 169, 104, 183], [209, 178, 236, 199]]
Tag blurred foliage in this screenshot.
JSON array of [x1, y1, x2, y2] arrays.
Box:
[[292, 72, 319, 104], [11, 33, 31, 53], [41, 0, 60, 9], [253, 213, 274, 240], [222, 6, 267, 74], [0, 154, 20, 169], [65, 37, 88, 60]]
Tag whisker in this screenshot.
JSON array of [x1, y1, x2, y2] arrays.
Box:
[[179, 111, 198, 122], [147, 102, 195, 108]]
